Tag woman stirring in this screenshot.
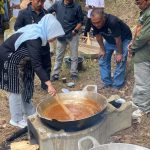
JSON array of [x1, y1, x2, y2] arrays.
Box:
[[0, 14, 65, 128]]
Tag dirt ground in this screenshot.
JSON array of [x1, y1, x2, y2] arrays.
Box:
[[0, 0, 150, 149]]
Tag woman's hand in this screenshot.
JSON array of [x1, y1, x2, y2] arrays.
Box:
[[48, 84, 56, 96], [45, 81, 56, 96]]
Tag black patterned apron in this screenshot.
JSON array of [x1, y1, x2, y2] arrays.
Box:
[[0, 47, 34, 103]]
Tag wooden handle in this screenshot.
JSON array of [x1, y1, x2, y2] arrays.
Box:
[[86, 33, 91, 45], [55, 94, 75, 120]]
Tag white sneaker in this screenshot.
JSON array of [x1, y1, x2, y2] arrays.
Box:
[[18, 119, 27, 128], [129, 101, 139, 111], [9, 119, 27, 128], [132, 109, 144, 120]]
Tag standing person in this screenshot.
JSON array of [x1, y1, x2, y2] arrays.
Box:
[[129, 0, 150, 118], [83, 0, 105, 37], [48, 0, 84, 81], [14, 0, 50, 90], [0, 0, 4, 32], [43, 0, 55, 55], [44, 0, 55, 10], [4, 0, 9, 22], [91, 8, 132, 89], [10, 0, 21, 17], [0, 14, 64, 128]]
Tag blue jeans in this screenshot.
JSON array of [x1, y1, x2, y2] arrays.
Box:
[[9, 93, 35, 122], [99, 39, 131, 88]]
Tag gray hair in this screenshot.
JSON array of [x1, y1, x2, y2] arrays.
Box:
[[90, 8, 105, 18]]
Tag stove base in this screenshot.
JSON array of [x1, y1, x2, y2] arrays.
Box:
[[28, 102, 132, 150]]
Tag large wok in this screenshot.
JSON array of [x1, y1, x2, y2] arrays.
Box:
[[36, 85, 107, 132], [78, 136, 150, 150]]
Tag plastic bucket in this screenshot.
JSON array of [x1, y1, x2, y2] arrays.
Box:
[[64, 56, 84, 71]]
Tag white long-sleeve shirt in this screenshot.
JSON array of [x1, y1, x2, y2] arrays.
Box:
[[86, 0, 105, 18], [10, 0, 20, 17], [44, 0, 60, 10]]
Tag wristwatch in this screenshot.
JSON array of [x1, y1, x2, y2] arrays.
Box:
[[73, 29, 79, 33]]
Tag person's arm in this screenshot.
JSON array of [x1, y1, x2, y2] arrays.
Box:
[[45, 80, 56, 96], [114, 36, 123, 62], [111, 21, 124, 62], [72, 23, 82, 35], [131, 15, 150, 51], [14, 10, 25, 30], [72, 5, 83, 35], [128, 24, 141, 57], [95, 34, 105, 58], [74, 23, 82, 32], [26, 38, 56, 96]]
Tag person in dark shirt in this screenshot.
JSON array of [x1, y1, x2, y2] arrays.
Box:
[[91, 8, 132, 89], [0, 14, 64, 128], [48, 0, 84, 81], [14, 0, 47, 30], [14, 0, 50, 90]]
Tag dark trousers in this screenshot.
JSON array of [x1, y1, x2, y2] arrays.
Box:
[[84, 18, 92, 36], [0, 15, 3, 32]]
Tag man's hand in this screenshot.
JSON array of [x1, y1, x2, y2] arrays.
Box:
[[99, 50, 105, 58], [128, 41, 133, 57], [116, 53, 123, 63], [72, 30, 77, 36], [72, 28, 79, 36], [95, 34, 105, 58]]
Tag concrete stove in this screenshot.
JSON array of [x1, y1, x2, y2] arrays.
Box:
[[27, 102, 132, 150]]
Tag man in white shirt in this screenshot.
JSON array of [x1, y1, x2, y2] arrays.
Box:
[[83, 0, 104, 36], [43, 0, 56, 55], [44, 0, 55, 10], [10, 0, 21, 17]]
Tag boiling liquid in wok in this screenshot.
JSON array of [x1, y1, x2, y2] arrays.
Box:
[[43, 99, 101, 121]]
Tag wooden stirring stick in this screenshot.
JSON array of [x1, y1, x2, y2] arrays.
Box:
[[86, 33, 91, 45], [55, 94, 75, 120]]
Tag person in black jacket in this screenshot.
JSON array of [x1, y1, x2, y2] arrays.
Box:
[[0, 14, 64, 128], [14, 0, 50, 90]]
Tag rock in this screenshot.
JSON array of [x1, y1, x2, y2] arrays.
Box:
[[110, 135, 122, 142], [0, 119, 6, 125], [0, 119, 7, 129], [10, 141, 39, 150]]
